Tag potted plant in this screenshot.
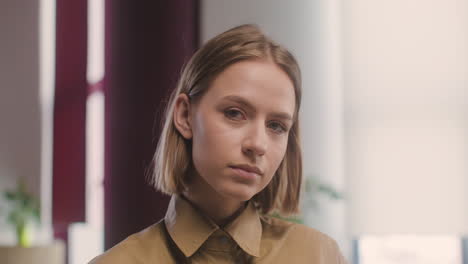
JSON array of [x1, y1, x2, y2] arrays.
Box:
[[0, 179, 64, 264], [3, 179, 40, 247]]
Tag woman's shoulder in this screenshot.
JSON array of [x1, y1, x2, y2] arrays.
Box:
[[260, 215, 348, 263], [88, 220, 171, 264]]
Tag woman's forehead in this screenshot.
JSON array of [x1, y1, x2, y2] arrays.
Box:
[[203, 60, 296, 114]]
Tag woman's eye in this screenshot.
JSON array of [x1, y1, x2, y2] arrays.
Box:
[[268, 121, 287, 134], [224, 108, 245, 120]]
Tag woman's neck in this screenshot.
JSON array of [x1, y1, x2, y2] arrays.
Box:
[[183, 177, 247, 227]]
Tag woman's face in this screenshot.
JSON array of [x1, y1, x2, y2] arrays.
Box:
[[180, 59, 295, 202]]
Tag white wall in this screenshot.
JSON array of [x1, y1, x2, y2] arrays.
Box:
[[343, 0, 468, 235], [200, 0, 348, 254], [0, 0, 41, 243]]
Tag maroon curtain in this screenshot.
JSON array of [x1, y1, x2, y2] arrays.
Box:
[[104, 0, 199, 249], [52, 0, 87, 243]]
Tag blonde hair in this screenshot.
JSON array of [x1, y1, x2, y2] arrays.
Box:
[[150, 24, 302, 215]]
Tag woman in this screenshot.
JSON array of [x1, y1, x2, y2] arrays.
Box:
[[90, 24, 348, 263]]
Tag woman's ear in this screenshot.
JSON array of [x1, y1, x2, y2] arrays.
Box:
[[173, 93, 193, 139]]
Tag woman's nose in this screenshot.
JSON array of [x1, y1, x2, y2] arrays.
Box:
[[241, 124, 267, 157]]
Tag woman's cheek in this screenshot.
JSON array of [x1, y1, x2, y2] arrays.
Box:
[[272, 140, 288, 165]]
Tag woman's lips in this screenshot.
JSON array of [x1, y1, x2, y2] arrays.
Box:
[[230, 166, 260, 182]]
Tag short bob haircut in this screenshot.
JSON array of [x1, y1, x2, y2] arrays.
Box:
[[151, 24, 303, 215]]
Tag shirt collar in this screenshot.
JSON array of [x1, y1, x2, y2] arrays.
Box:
[[164, 195, 218, 257], [164, 195, 262, 258], [224, 199, 262, 257]]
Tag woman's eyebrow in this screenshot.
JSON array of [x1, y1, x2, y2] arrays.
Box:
[[221, 95, 293, 121], [222, 95, 256, 112], [270, 112, 293, 121]]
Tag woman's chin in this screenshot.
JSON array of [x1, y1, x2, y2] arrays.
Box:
[[219, 186, 256, 202]]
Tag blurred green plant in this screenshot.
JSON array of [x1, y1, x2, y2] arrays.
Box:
[[270, 176, 345, 224], [2, 179, 40, 247], [303, 176, 344, 208]]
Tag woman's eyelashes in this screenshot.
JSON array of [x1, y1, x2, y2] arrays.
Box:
[[224, 108, 245, 120], [268, 121, 288, 134], [223, 107, 289, 134]]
